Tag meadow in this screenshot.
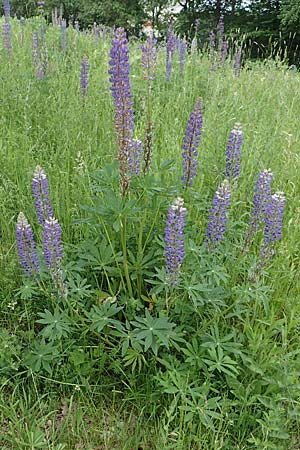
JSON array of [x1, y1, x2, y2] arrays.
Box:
[[0, 16, 300, 450]]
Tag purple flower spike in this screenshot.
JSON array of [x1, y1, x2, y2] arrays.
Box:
[[43, 216, 63, 271], [165, 197, 187, 285], [264, 192, 285, 245], [259, 192, 285, 262], [225, 123, 243, 180], [220, 40, 228, 65], [206, 180, 231, 249], [217, 15, 224, 49], [16, 212, 40, 277], [141, 35, 157, 81], [209, 31, 215, 54], [181, 97, 203, 187], [80, 55, 89, 101], [179, 38, 187, 74], [4, 0, 10, 21], [128, 138, 142, 176], [234, 47, 242, 77], [2, 22, 12, 55], [32, 166, 53, 225], [249, 169, 273, 234], [61, 20, 67, 50], [32, 31, 39, 66], [166, 27, 176, 81], [109, 27, 135, 195]]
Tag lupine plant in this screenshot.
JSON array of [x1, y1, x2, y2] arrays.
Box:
[[109, 27, 135, 195], [2, 21, 12, 56], [80, 55, 89, 102], [164, 197, 187, 285], [141, 34, 157, 174], [16, 213, 40, 277], [234, 46, 242, 77], [166, 26, 176, 81], [225, 123, 243, 180], [181, 97, 203, 187], [247, 169, 273, 241], [206, 180, 231, 249], [179, 38, 187, 74]]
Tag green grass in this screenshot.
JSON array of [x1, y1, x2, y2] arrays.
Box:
[[1, 17, 300, 450]]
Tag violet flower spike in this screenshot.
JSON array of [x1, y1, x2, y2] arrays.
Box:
[[259, 192, 285, 263], [2, 21, 12, 55], [108, 27, 135, 195], [179, 38, 187, 74], [32, 31, 39, 67], [16, 212, 40, 277], [4, 0, 10, 21], [141, 35, 157, 81], [234, 47, 242, 77], [165, 197, 187, 286], [32, 165, 53, 225], [206, 180, 231, 249], [225, 123, 243, 180], [181, 97, 203, 187], [61, 20, 67, 50], [249, 169, 273, 234], [217, 15, 224, 50], [166, 27, 176, 81], [43, 216, 63, 271], [128, 138, 142, 176], [264, 192, 285, 245], [80, 55, 89, 101]]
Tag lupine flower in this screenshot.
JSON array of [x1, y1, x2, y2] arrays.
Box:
[[165, 197, 187, 285], [20, 17, 25, 45], [194, 18, 200, 34], [256, 192, 285, 271], [206, 180, 231, 248], [80, 55, 89, 101], [32, 166, 53, 225], [181, 97, 203, 187], [249, 169, 273, 234], [209, 31, 215, 68], [166, 27, 176, 81], [128, 138, 142, 175], [2, 21, 12, 55], [61, 20, 67, 50], [75, 21, 80, 33], [220, 40, 228, 65], [94, 22, 99, 41], [16, 212, 40, 277], [32, 31, 39, 67], [43, 216, 63, 271], [4, 0, 10, 21], [225, 123, 243, 180], [109, 27, 135, 194], [217, 15, 224, 50], [141, 35, 157, 81], [234, 47, 242, 77], [191, 36, 197, 55], [179, 38, 187, 74], [263, 192, 285, 245]]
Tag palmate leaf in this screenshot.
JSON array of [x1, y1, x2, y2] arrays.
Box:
[[88, 301, 124, 333], [25, 339, 59, 374], [36, 308, 72, 341], [131, 309, 177, 356]]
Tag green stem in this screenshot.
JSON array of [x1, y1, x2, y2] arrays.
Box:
[[121, 216, 133, 298]]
